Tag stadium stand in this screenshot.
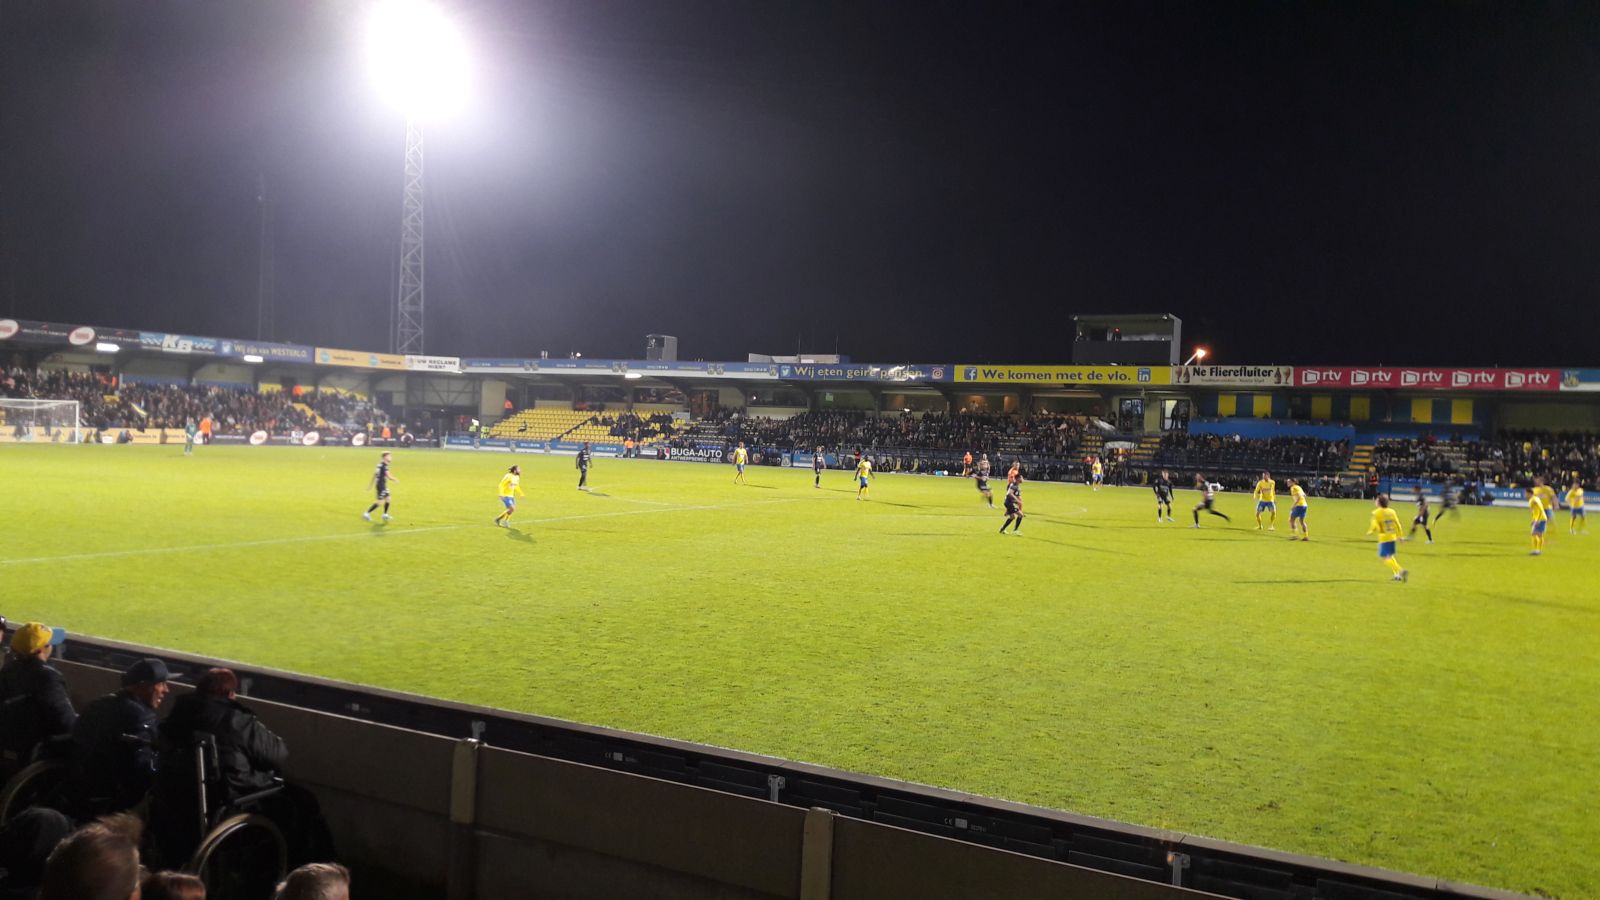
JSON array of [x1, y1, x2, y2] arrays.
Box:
[[486, 407, 591, 440], [1151, 433, 1351, 485], [1372, 432, 1600, 485], [1, 368, 381, 435]]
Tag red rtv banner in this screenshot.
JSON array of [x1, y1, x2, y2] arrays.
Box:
[[1294, 367, 1561, 391]]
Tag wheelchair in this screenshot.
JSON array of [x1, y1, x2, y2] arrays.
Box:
[[153, 733, 289, 900]]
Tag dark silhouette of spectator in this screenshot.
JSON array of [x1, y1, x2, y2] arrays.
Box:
[[67, 658, 171, 815], [153, 668, 334, 869], [0, 807, 73, 899], [37, 812, 143, 900], [141, 870, 207, 900], [0, 622, 75, 769], [274, 862, 350, 900]]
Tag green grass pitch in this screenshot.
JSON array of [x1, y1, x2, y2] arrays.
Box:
[[1, 443, 1594, 897]]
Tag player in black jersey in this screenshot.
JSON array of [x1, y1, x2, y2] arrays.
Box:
[[363, 451, 397, 522], [1153, 470, 1174, 522], [576, 442, 592, 490], [1191, 474, 1230, 527], [999, 463, 1024, 533], [813, 446, 825, 488], [1408, 491, 1434, 543], [974, 453, 994, 508]]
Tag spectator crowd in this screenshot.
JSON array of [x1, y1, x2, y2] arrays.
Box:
[[1372, 431, 1600, 487], [0, 617, 346, 899], [2, 367, 381, 435]]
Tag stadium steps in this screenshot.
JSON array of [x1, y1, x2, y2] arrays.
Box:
[[1130, 435, 1161, 463], [292, 402, 327, 427], [1342, 443, 1374, 478], [1080, 433, 1105, 457]]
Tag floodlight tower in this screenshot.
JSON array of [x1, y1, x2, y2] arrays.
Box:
[[368, 0, 468, 355]]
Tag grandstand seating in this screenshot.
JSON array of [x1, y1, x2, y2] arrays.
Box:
[[488, 408, 591, 440]]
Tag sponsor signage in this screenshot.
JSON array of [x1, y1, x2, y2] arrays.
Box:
[[218, 339, 314, 363], [1560, 369, 1600, 392], [1171, 365, 1293, 387], [777, 362, 949, 382], [405, 355, 462, 374], [249, 431, 269, 445], [1294, 367, 1560, 392], [665, 444, 727, 463], [315, 347, 407, 370], [458, 358, 781, 379], [954, 364, 1171, 385], [0, 319, 140, 348], [140, 331, 219, 356]]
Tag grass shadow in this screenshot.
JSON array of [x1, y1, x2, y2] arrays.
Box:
[[505, 528, 535, 544]]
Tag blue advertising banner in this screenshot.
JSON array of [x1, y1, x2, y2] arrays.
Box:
[[139, 331, 220, 356], [1560, 369, 1600, 392], [776, 362, 950, 382], [215, 339, 315, 363], [459, 358, 781, 379]]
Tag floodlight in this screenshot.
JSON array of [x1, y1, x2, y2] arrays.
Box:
[[624, 372, 643, 380], [243, 354, 265, 364], [94, 342, 119, 353], [367, 1, 469, 118], [1182, 347, 1210, 366]]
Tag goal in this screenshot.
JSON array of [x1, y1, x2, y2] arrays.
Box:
[[0, 399, 82, 444]]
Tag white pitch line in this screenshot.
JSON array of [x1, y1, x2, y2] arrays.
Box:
[[0, 497, 802, 567]]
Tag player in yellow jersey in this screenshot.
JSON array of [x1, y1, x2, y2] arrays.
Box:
[[1566, 480, 1586, 534], [1365, 495, 1407, 582], [731, 442, 749, 485], [493, 465, 525, 527], [1253, 471, 1277, 530], [1285, 478, 1309, 541], [1527, 486, 1549, 555], [1089, 457, 1103, 491], [1532, 477, 1557, 537], [855, 456, 874, 500]]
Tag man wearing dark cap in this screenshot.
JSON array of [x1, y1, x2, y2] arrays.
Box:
[[66, 657, 171, 814], [0, 622, 76, 770]]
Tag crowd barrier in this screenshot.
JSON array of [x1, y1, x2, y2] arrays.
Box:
[[44, 636, 1529, 900]]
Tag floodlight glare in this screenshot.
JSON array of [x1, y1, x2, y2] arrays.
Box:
[[94, 342, 119, 353], [243, 354, 265, 364], [367, 1, 469, 118]]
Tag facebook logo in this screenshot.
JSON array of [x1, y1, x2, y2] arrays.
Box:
[[964, 367, 978, 381]]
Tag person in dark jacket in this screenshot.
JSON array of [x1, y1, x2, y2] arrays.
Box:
[[0, 622, 76, 769], [151, 668, 333, 869], [67, 657, 171, 815], [160, 667, 286, 795]]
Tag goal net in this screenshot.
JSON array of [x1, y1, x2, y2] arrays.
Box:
[[0, 399, 82, 444]]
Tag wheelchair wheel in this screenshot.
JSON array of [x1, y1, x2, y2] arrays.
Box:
[[186, 812, 287, 900], [0, 758, 69, 826]]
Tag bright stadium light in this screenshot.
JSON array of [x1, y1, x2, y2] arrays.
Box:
[[94, 342, 119, 353], [1182, 347, 1209, 366], [366, 1, 469, 118], [367, 0, 471, 356], [243, 354, 265, 364], [624, 372, 643, 380]]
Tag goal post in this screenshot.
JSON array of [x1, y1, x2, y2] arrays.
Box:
[[0, 399, 83, 444]]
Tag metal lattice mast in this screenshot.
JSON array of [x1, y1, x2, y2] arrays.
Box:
[[395, 118, 426, 354], [256, 172, 276, 342]]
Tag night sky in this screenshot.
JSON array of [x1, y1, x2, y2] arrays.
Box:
[[4, 1, 1600, 366]]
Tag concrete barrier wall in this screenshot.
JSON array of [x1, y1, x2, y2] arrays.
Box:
[[53, 661, 1213, 900]]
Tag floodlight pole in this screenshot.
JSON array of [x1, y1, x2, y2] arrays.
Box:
[[395, 117, 426, 355]]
